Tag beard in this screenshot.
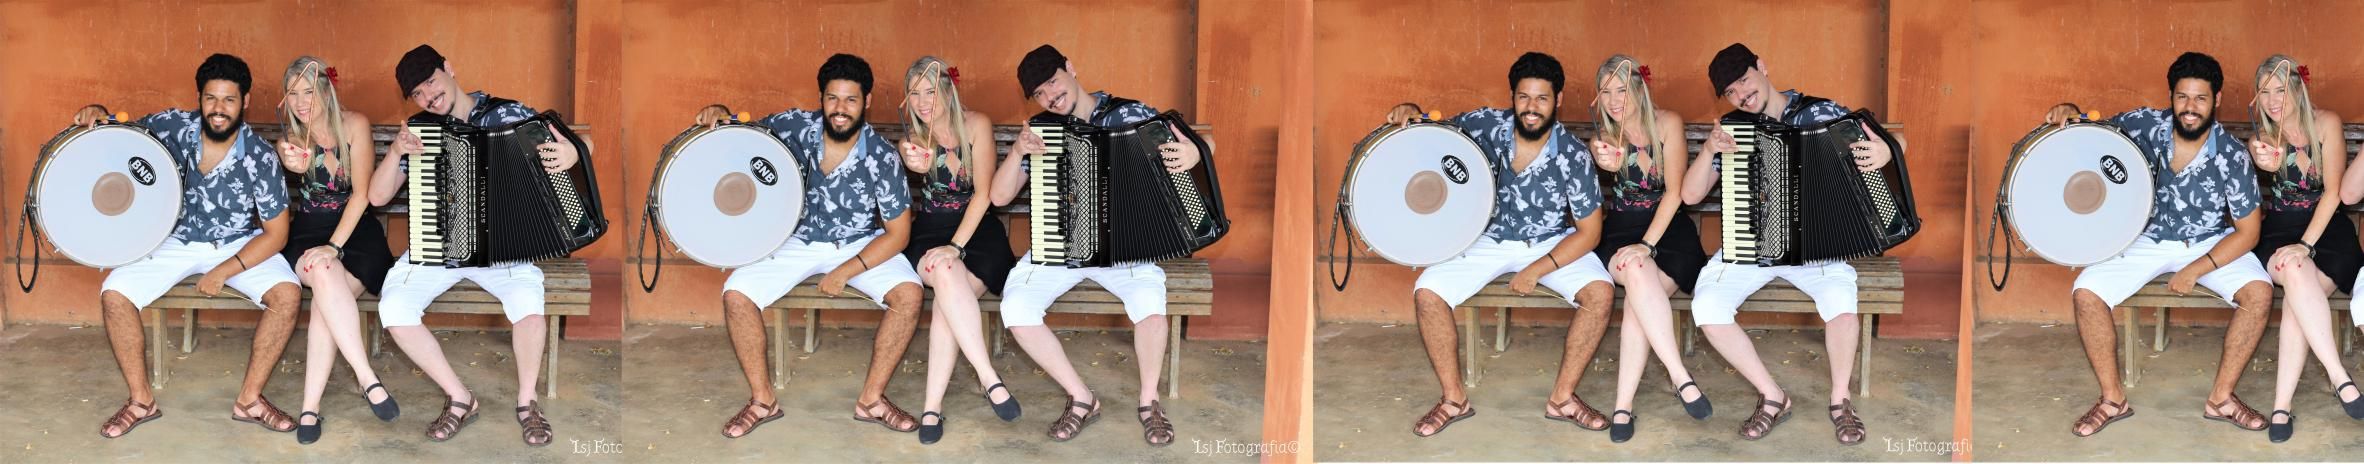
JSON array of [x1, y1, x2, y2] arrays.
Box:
[[201, 111, 243, 143], [2173, 110, 2213, 141], [824, 110, 865, 143], [1514, 107, 1556, 141]]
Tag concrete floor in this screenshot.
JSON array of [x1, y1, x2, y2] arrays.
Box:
[[1314, 322, 1958, 462], [1972, 322, 2364, 460], [0, 322, 622, 463], [622, 323, 1267, 463]]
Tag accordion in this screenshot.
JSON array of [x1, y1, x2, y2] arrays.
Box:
[[404, 111, 608, 268], [1717, 109, 1919, 266], [1026, 110, 1229, 267]]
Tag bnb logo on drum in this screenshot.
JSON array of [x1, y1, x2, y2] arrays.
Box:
[[1440, 156, 1470, 185], [749, 157, 779, 186], [2099, 155, 2129, 185], [127, 158, 158, 186]]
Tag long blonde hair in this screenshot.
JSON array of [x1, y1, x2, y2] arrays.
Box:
[[1594, 55, 1662, 179], [2254, 54, 2323, 177], [902, 56, 973, 178], [280, 56, 350, 176]]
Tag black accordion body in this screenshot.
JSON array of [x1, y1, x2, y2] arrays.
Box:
[[1026, 110, 1229, 267], [404, 111, 608, 268], [1717, 109, 1919, 266]]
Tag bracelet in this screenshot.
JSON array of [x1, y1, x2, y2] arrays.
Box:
[[1643, 242, 1660, 258], [855, 255, 871, 270], [1547, 254, 1562, 269], [951, 243, 969, 260], [2205, 254, 2221, 270], [235, 255, 248, 270], [327, 243, 345, 259], [2303, 242, 2319, 258]]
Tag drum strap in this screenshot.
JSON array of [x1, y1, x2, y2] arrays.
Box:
[[635, 203, 661, 293], [1326, 201, 1356, 291], [1985, 197, 2015, 292], [14, 204, 41, 293]]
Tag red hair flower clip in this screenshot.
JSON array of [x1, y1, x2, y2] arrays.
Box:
[[1636, 65, 1652, 85], [945, 67, 960, 86], [2297, 65, 2312, 84], [323, 67, 340, 87]]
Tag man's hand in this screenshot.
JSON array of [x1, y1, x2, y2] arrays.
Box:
[[1014, 130, 1048, 158], [1159, 124, 1200, 173], [73, 105, 112, 127], [197, 264, 234, 296], [1510, 258, 1552, 295], [2043, 103, 2084, 126], [1385, 103, 1425, 127], [391, 130, 426, 162], [537, 130, 579, 173], [1850, 120, 1892, 172], [1707, 128, 1738, 155], [2169, 260, 2206, 294], [819, 263, 858, 296], [694, 105, 734, 128]]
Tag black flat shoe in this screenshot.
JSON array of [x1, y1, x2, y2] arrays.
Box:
[[364, 383, 399, 421], [1608, 410, 1635, 443], [1676, 381, 1712, 419], [985, 383, 1021, 421], [917, 412, 945, 445], [2338, 381, 2364, 420], [2268, 410, 2294, 443], [296, 412, 322, 445]]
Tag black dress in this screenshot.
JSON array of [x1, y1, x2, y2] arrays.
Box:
[[281, 146, 396, 296], [1591, 145, 1709, 293], [901, 147, 1017, 294], [2251, 146, 2363, 294]]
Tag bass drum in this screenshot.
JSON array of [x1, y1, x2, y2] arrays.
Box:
[[2000, 122, 2155, 266], [1340, 122, 1496, 267], [27, 123, 183, 268], [649, 123, 807, 268]]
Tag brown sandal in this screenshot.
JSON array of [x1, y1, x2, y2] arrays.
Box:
[[427, 397, 481, 442], [1048, 396, 1102, 442], [99, 399, 163, 438], [1739, 394, 1792, 440], [1544, 395, 1609, 431], [516, 400, 554, 447], [1830, 399, 1867, 445], [853, 397, 919, 432], [721, 399, 784, 438], [1412, 397, 1475, 437], [2071, 397, 2134, 437], [231, 396, 296, 432], [2204, 395, 2267, 431], [1139, 400, 1175, 447]]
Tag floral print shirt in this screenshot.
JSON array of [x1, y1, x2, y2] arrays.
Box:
[[755, 109, 911, 244], [1445, 107, 1602, 242], [2104, 107, 2261, 242], [134, 109, 288, 244]]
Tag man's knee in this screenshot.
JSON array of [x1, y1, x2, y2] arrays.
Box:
[[100, 291, 138, 315], [2234, 281, 2274, 312], [884, 283, 923, 314], [261, 283, 302, 314], [1413, 288, 1450, 314], [2072, 288, 2112, 313], [1575, 281, 1613, 313], [722, 290, 758, 313]]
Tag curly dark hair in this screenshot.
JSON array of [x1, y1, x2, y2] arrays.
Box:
[[1508, 52, 1564, 94], [817, 53, 874, 95], [195, 53, 252, 95], [2167, 51, 2223, 94]]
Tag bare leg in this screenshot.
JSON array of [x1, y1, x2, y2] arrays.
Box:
[[101, 292, 151, 405], [511, 315, 547, 413], [1133, 315, 1169, 410], [719, 291, 774, 437], [307, 265, 385, 405], [2274, 300, 2305, 414], [2206, 282, 2272, 428], [928, 265, 1006, 403], [1410, 289, 1465, 436], [1625, 266, 1698, 404], [300, 303, 334, 421], [1702, 324, 1785, 405], [856, 283, 924, 421], [387, 325, 472, 419], [1825, 314, 1861, 409], [1613, 305, 1646, 413], [241, 283, 303, 405], [922, 304, 956, 422], [2071, 289, 2122, 405]]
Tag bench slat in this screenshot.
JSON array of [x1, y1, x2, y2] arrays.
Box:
[[1462, 257, 1907, 314], [149, 259, 594, 316]]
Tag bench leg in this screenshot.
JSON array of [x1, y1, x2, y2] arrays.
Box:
[[368, 313, 382, 357], [990, 313, 1005, 356], [149, 309, 167, 390], [1167, 315, 1182, 399], [2122, 308, 2138, 388], [1681, 311, 1696, 356], [181, 309, 195, 354], [1461, 307, 1478, 388], [545, 316, 560, 399], [1494, 308, 1508, 353], [803, 308, 818, 354], [2153, 307, 2167, 353], [1858, 315, 1873, 398], [771, 309, 787, 390]]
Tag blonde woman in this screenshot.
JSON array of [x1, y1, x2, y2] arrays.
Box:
[[270, 56, 399, 444], [1585, 55, 1713, 443], [893, 56, 1021, 445], [2245, 54, 2362, 443]]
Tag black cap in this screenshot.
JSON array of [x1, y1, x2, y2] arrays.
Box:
[[1708, 43, 1759, 96], [1017, 44, 1068, 97], [395, 44, 446, 98]]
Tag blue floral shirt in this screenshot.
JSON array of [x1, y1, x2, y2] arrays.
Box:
[[465, 92, 538, 127], [135, 110, 288, 244], [1446, 108, 1601, 242], [1015, 91, 1161, 177], [2105, 107, 2260, 242], [1711, 90, 1853, 173], [756, 110, 911, 244]]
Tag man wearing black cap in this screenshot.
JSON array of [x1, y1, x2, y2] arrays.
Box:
[[376, 44, 579, 446], [994, 44, 1197, 446], [689, 53, 928, 439], [72, 53, 306, 438], [1686, 42, 1890, 444], [1378, 52, 1617, 438]]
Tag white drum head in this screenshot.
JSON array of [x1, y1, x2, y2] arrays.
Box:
[[32, 125, 182, 268], [2003, 123, 2154, 266], [653, 125, 806, 268], [1344, 123, 1496, 266]]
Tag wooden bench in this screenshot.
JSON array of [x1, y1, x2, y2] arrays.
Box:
[[139, 122, 599, 398]]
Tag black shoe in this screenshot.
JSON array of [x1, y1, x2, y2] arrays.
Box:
[[296, 412, 322, 445], [917, 412, 945, 445], [1608, 410, 1635, 443], [1676, 381, 1713, 419], [364, 383, 399, 421], [2338, 381, 2364, 420], [985, 383, 1021, 421], [2268, 410, 2294, 443]]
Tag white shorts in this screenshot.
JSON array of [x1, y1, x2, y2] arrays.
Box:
[[2072, 235, 2270, 308], [378, 252, 547, 327], [722, 237, 922, 309], [101, 236, 299, 309], [1412, 235, 1613, 309], [2353, 273, 2364, 327], [1000, 253, 1168, 327], [1691, 250, 1859, 326]]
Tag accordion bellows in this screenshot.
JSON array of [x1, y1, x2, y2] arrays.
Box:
[[405, 111, 609, 268], [1025, 110, 1230, 268], [1717, 109, 1920, 266]]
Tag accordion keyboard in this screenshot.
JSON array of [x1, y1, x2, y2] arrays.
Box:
[[1028, 125, 1068, 264], [407, 124, 446, 264], [1719, 122, 1758, 264]]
